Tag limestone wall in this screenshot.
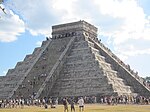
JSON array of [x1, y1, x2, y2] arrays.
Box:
[[50, 35, 115, 97], [11, 37, 72, 99], [0, 40, 50, 99], [52, 20, 97, 39], [92, 38, 150, 96]]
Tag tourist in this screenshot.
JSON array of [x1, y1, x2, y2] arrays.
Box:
[[20, 99, 24, 109], [70, 99, 75, 112], [78, 97, 84, 112], [62, 98, 69, 112], [0, 99, 2, 108]]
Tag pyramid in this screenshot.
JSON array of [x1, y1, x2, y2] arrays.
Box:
[[0, 20, 150, 99]]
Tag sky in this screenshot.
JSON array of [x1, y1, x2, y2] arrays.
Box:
[[0, 0, 150, 78]]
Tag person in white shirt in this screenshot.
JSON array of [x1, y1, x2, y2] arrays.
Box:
[[77, 97, 84, 112]]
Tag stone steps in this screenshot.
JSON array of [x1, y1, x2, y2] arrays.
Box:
[[50, 36, 117, 97], [87, 38, 141, 95], [0, 40, 51, 99], [66, 54, 95, 62], [61, 70, 103, 79], [85, 40, 135, 95], [69, 47, 92, 56], [12, 37, 72, 98], [64, 60, 99, 70], [95, 54, 106, 62], [99, 61, 112, 69], [51, 84, 114, 97], [72, 40, 94, 48], [72, 40, 89, 49], [91, 47, 100, 54]]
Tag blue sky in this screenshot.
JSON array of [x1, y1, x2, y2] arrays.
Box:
[[0, 0, 150, 78]]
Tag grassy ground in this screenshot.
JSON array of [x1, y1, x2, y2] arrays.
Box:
[[0, 104, 150, 112]]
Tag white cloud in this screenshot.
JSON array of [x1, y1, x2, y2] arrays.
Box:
[[3, 0, 150, 51], [115, 44, 150, 56], [6, 0, 80, 36], [36, 41, 42, 47], [3, 0, 150, 59], [92, 0, 150, 63], [93, 0, 149, 43], [3, 0, 150, 43], [0, 7, 25, 42], [5, 0, 94, 37], [6, 0, 55, 36], [0, 0, 149, 77]]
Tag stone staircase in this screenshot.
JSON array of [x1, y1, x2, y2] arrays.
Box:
[[11, 37, 73, 99], [34, 36, 76, 98], [87, 35, 150, 96], [50, 34, 133, 97], [91, 48, 133, 95], [0, 40, 50, 99]]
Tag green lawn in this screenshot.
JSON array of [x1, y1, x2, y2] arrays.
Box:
[[0, 104, 150, 112]]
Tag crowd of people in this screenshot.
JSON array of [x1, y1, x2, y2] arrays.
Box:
[[98, 95, 150, 105], [0, 96, 85, 112], [0, 95, 149, 110]]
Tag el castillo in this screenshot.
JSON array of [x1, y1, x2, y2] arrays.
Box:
[[0, 20, 150, 100]]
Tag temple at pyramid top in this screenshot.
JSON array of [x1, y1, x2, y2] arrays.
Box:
[[52, 20, 97, 39], [0, 20, 150, 100]]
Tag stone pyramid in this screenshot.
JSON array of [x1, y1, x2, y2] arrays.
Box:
[[0, 20, 150, 99]]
